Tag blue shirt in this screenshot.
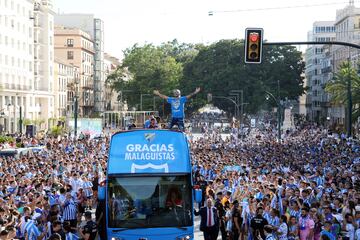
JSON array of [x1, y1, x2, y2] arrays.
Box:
[[320, 230, 336, 240], [168, 96, 187, 118]]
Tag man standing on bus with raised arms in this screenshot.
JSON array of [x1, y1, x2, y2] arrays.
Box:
[[153, 87, 201, 131]]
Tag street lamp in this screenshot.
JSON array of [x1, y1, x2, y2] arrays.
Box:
[[73, 69, 79, 138], [19, 105, 23, 135], [265, 81, 281, 142], [230, 90, 244, 127], [140, 94, 151, 111], [212, 95, 238, 117], [265, 91, 281, 142]]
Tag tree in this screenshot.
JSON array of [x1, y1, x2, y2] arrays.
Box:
[[325, 61, 360, 122], [180, 39, 306, 114], [109, 39, 305, 117], [108, 43, 183, 112]]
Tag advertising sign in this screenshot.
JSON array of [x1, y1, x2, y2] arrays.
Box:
[[108, 130, 191, 174]]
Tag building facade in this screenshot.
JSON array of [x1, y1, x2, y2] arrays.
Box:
[[54, 58, 78, 118], [54, 14, 106, 115], [33, 0, 55, 124], [104, 53, 120, 111], [0, 0, 55, 133], [54, 26, 95, 117], [333, 4, 360, 69], [305, 21, 336, 123]]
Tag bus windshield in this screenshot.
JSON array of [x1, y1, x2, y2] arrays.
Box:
[[107, 175, 193, 229]]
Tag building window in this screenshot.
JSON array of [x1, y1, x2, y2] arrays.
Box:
[[67, 51, 74, 60], [67, 39, 74, 47]]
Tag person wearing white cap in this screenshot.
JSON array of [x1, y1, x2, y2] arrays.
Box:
[[154, 87, 201, 131]]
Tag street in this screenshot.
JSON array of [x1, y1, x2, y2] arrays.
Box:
[[194, 216, 222, 240]]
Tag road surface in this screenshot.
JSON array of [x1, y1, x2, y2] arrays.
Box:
[[194, 215, 222, 240]]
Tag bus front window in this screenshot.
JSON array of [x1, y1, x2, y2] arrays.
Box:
[[107, 175, 192, 229]]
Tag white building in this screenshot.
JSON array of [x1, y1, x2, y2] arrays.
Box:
[[33, 0, 55, 125], [305, 21, 336, 123], [333, 4, 360, 69], [0, 0, 55, 133], [0, 0, 34, 133], [54, 58, 78, 118], [54, 14, 106, 115]]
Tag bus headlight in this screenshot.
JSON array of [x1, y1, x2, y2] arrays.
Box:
[[111, 238, 122, 240], [176, 234, 192, 240]]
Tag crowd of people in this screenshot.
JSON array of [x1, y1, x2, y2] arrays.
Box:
[[0, 114, 359, 240], [0, 136, 108, 240], [192, 125, 360, 240]]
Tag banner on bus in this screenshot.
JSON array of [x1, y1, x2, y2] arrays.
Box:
[[108, 130, 191, 174]]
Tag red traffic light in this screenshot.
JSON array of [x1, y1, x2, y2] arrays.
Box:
[[249, 33, 259, 42], [245, 28, 263, 64]]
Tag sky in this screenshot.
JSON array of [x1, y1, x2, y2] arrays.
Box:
[[54, 0, 357, 59]]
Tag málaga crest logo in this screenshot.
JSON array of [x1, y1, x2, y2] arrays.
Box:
[[144, 133, 156, 142]]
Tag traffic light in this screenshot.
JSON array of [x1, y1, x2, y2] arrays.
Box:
[[245, 28, 263, 64]]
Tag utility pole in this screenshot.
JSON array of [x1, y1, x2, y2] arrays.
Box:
[[277, 80, 281, 142], [19, 106, 22, 134], [74, 96, 78, 138], [74, 70, 79, 138], [347, 49, 353, 138], [347, 65, 353, 138], [229, 93, 239, 118], [265, 82, 281, 142], [230, 90, 244, 128]]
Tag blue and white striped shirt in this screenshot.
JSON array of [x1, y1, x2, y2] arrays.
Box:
[[63, 199, 77, 220], [289, 209, 301, 220], [66, 232, 80, 240], [25, 221, 41, 240]]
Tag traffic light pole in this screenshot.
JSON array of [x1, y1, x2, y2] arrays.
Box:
[[261, 40, 360, 138], [74, 96, 78, 138]]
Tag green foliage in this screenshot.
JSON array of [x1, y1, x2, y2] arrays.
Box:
[[110, 39, 305, 116], [181, 40, 305, 114], [50, 125, 64, 137], [58, 116, 66, 122], [325, 61, 360, 121], [0, 136, 14, 144], [23, 119, 32, 126]]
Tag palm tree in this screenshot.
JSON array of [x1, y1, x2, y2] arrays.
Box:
[[325, 61, 360, 123]]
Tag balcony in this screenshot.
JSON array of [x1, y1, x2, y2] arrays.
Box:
[[320, 101, 331, 107], [34, 86, 49, 92], [81, 97, 95, 107], [82, 83, 94, 89], [321, 66, 332, 74]]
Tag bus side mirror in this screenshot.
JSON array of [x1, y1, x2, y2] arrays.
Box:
[[193, 185, 202, 203], [98, 181, 106, 200]]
